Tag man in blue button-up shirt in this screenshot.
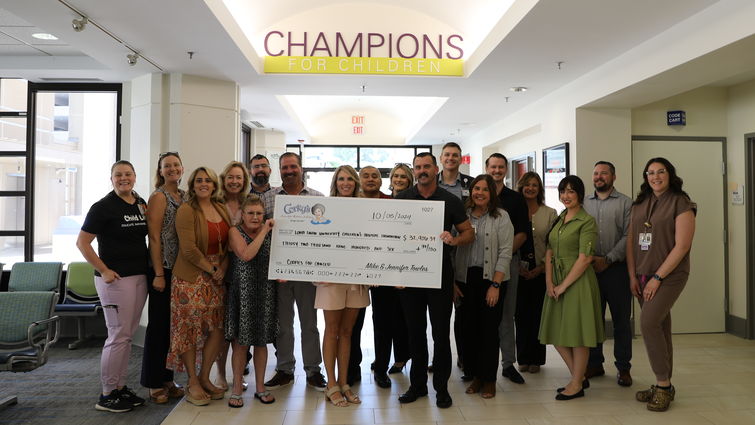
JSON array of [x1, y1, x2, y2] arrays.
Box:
[[583, 161, 633, 387]]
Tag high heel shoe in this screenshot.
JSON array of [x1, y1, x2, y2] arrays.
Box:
[[388, 362, 406, 374]]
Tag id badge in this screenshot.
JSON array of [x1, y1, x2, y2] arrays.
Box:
[[462, 189, 470, 197], [639, 232, 652, 251]]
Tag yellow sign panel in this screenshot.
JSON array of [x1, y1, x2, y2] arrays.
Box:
[[264, 56, 464, 76]]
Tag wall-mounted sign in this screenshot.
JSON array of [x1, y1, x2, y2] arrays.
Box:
[[667, 110, 686, 126], [263, 31, 464, 76], [352, 115, 364, 135]]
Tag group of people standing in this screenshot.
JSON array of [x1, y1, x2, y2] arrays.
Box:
[[75, 144, 695, 414]]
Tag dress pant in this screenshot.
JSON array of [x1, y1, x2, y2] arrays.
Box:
[[399, 260, 453, 393], [461, 267, 505, 383], [275, 281, 322, 377], [141, 268, 175, 388], [515, 271, 546, 366], [499, 254, 519, 368], [347, 307, 366, 379], [370, 286, 409, 375], [588, 261, 632, 371]]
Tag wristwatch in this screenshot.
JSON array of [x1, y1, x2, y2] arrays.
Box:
[[490, 282, 501, 289], [652, 273, 664, 282]]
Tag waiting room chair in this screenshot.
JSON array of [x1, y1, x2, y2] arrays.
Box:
[[0, 290, 61, 409], [8, 262, 64, 296], [54, 262, 102, 349]]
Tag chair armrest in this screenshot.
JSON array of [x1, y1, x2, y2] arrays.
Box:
[[27, 316, 61, 357]]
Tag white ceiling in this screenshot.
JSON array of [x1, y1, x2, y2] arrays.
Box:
[[0, 0, 724, 145]]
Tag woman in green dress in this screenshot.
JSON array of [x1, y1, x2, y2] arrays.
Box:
[[539, 175, 604, 401]]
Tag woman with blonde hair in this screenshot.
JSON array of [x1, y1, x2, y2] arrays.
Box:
[[388, 163, 414, 197], [167, 166, 232, 406], [215, 161, 250, 390], [318, 165, 370, 406]]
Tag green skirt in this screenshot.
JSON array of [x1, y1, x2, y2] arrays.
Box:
[[538, 269, 605, 347]]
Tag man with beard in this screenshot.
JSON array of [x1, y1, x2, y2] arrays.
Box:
[[249, 154, 272, 195], [395, 152, 474, 408], [485, 153, 528, 385], [583, 161, 633, 387], [259, 152, 327, 391]]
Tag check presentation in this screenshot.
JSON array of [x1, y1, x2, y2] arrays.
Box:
[[268, 195, 444, 288]]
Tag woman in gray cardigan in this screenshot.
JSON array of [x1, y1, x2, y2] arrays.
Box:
[[454, 174, 514, 399]]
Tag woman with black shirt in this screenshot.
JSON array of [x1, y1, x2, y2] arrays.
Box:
[[77, 160, 150, 413]]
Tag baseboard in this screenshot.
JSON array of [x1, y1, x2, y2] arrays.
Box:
[[726, 314, 748, 339]]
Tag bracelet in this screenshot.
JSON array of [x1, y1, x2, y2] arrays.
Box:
[[490, 282, 501, 289], [652, 273, 664, 282]]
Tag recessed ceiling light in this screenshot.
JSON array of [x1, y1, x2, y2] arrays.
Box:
[[510, 86, 528, 92], [32, 33, 58, 40]]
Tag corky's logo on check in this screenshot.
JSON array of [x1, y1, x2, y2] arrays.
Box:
[[282, 202, 332, 225]]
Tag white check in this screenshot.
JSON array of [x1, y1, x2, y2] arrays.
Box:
[[268, 195, 445, 288]]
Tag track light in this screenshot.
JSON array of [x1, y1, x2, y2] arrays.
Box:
[[126, 53, 138, 66], [72, 16, 88, 32]]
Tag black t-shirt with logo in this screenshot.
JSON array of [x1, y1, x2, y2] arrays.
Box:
[[81, 191, 149, 277]]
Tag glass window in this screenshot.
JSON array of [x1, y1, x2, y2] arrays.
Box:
[[0, 158, 26, 190], [33, 91, 118, 264], [359, 147, 415, 169], [302, 147, 357, 168], [0, 236, 24, 268], [304, 171, 334, 195], [0, 117, 28, 151], [0, 196, 25, 230]]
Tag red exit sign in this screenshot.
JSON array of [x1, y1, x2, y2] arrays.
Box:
[[352, 115, 364, 135]]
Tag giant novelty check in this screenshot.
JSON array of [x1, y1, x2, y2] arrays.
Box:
[[268, 195, 444, 288]]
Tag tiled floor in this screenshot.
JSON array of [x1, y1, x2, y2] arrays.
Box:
[[163, 313, 755, 425]]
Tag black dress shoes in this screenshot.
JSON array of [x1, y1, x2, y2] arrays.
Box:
[[374, 373, 391, 389], [436, 391, 453, 408], [555, 389, 585, 400], [398, 387, 428, 404], [501, 365, 525, 384], [584, 365, 605, 379]]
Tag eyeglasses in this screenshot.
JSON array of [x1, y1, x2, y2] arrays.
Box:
[[251, 164, 270, 170], [159, 151, 179, 159], [645, 169, 667, 177]]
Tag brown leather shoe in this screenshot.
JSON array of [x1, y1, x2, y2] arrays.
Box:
[[617, 370, 632, 387], [584, 365, 605, 379]]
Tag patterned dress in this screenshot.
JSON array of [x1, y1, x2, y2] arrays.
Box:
[[167, 220, 229, 372], [224, 226, 278, 347]]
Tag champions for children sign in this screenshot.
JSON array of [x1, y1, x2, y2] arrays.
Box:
[[268, 195, 444, 288]]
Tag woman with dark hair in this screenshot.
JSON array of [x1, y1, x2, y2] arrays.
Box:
[[167, 166, 232, 406], [140, 152, 185, 404], [539, 175, 604, 401], [389, 163, 414, 197], [515, 172, 557, 373], [317, 165, 370, 406], [454, 174, 513, 398], [225, 196, 278, 407], [627, 158, 695, 412], [77, 160, 149, 413], [215, 161, 251, 391]]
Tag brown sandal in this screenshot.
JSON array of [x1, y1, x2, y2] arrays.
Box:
[[149, 388, 168, 404], [481, 382, 496, 399], [341, 384, 361, 404], [325, 386, 348, 407], [164, 383, 185, 399], [465, 378, 482, 394]]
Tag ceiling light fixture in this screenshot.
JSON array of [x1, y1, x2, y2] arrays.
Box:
[[71, 16, 87, 32], [58, 0, 163, 72], [126, 53, 138, 66], [32, 33, 59, 40], [510, 86, 528, 92]]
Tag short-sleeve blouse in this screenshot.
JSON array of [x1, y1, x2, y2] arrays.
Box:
[[630, 190, 696, 278]]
